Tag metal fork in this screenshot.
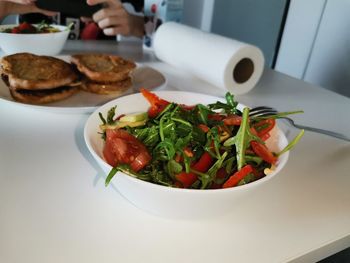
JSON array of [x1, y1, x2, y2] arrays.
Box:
[[249, 106, 350, 142]]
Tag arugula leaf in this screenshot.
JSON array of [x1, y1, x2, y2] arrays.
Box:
[[107, 106, 117, 124], [196, 104, 211, 125], [195, 152, 228, 189], [224, 107, 261, 170], [207, 92, 238, 114], [166, 160, 183, 178], [277, 129, 304, 157], [153, 138, 176, 160], [99, 112, 107, 125], [105, 167, 118, 186]]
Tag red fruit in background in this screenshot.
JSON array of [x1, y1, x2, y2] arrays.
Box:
[[80, 22, 101, 40]]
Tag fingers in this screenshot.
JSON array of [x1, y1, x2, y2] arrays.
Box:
[[5, 0, 35, 4], [7, 3, 57, 16], [80, 16, 93, 23], [33, 6, 57, 16], [86, 0, 143, 37], [92, 4, 130, 35], [92, 5, 123, 23], [86, 0, 122, 8], [103, 25, 127, 36]]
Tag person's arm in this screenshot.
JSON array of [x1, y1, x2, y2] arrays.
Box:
[[0, 0, 56, 20], [87, 0, 144, 38]]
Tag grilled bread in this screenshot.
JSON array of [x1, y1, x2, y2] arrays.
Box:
[[71, 54, 136, 83], [0, 53, 78, 90], [80, 77, 132, 95], [0, 53, 79, 104], [8, 85, 78, 105], [71, 53, 135, 95]]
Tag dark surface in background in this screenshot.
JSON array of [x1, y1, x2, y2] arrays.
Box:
[[318, 247, 350, 263]]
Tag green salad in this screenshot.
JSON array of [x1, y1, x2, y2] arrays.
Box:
[[99, 89, 303, 189]]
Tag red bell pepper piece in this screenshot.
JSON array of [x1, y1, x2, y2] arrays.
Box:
[[223, 114, 243, 126], [197, 124, 210, 133], [192, 152, 213, 172], [175, 152, 213, 188], [253, 119, 276, 137], [250, 141, 277, 164], [222, 164, 253, 188], [140, 88, 170, 118], [207, 113, 224, 121]]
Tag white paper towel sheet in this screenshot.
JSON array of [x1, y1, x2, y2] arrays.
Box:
[[153, 22, 265, 95]]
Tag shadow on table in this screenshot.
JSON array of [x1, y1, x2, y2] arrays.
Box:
[[73, 114, 119, 193]]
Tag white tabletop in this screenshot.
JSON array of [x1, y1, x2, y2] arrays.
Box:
[[0, 40, 349, 263]]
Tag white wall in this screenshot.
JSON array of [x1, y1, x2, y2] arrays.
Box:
[[275, 0, 326, 79], [303, 0, 350, 97], [182, 0, 214, 31], [275, 0, 350, 98]]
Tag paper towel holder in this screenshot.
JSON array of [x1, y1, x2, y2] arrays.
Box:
[[233, 58, 254, 84]]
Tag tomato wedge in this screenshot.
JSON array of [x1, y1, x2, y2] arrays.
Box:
[[103, 129, 152, 172], [140, 88, 170, 118]]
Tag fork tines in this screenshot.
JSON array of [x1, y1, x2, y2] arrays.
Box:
[[249, 106, 278, 117]]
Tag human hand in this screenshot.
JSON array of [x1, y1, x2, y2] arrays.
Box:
[[0, 1, 56, 19], [87, 0, 144, 37], [0, 0, 34, 4]]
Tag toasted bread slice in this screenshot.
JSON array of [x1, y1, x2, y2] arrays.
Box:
[[9, 86, 79, 104], [71, 54, 136, 83], [1, 73, 78, 104], [80, 77, 132, 95], [0, 53, 78, 90]]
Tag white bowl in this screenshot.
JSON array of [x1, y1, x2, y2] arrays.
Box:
[[84, 91, 289, 218], [0, 24, 69, 56]]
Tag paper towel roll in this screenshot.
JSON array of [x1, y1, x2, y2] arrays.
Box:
[[153, 22, 265, 95]]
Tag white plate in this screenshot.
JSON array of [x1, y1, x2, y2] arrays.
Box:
[[84, 91, 290, 218], [0, 55, 167, 114]]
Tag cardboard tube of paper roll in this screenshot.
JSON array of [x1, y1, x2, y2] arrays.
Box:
[[153, 22, 265, 95]]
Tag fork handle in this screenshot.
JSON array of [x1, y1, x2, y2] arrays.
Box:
[[292, 123, 350, 142]]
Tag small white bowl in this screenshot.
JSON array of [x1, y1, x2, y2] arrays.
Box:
[[84, 91, 289, 219], [0, 24, 69, 56]]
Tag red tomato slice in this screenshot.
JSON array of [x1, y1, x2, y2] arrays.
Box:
[[103, 129, 152, 172]]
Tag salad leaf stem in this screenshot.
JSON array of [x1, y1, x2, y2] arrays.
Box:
[[171, 117, 192, 127], [105, 167, 118, 186], [277, 129, 305, 157]]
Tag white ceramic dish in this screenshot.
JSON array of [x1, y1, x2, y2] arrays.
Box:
[[0, 56, 166, 114], [84, 91, 290, 219], [0, 24, 69, 56]]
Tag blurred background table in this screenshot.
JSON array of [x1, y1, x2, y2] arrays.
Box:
[[0, 40, 349, 263]]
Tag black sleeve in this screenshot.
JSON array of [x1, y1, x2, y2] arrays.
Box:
[[122, 0, 144, 13], [19, 13, 53, 24]]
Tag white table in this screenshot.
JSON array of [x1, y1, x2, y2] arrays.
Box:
[[1, 40, 349, 263]]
